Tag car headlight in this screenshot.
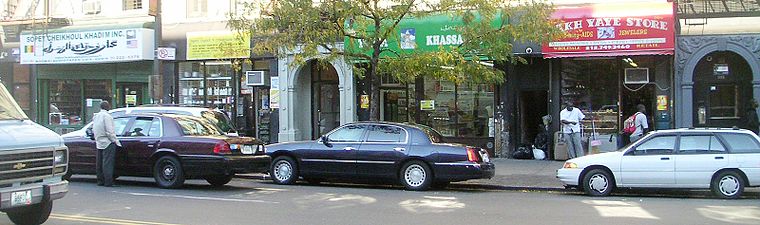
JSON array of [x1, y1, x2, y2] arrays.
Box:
[[54, 149, 67, 164], [563, 162, 578, 169]]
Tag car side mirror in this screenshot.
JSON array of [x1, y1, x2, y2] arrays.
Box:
[[85, 127, 95, 140], [320, 136, 332, 147]]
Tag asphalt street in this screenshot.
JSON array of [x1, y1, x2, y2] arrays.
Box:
[[2, 176, 759, 225]]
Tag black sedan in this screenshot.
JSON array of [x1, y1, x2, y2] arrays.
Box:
[[62, 114, 270, 188], [265, 122, 495, 191]]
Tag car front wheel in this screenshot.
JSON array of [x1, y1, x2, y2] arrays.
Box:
[[583, 168, 613, 197], [712, 170, 744, 199], [6, 200, 53, 225], [153, 155, 185, 189], [400, 161, 432, 191], [271, 156, 298, 185]]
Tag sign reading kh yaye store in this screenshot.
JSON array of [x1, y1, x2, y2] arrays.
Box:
[[20, 28, 155, 64], [542, 2, 675, 58]]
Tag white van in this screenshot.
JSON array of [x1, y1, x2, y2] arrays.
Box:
[[0, 83, 68, 224]]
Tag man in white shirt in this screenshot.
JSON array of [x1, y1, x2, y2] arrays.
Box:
[[629, 104, 649, 142], [560, 101, 585, 159], [92, 101, 122, 187]]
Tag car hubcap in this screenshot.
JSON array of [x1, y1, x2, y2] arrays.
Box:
[[274, 161, 292, 181], [162, 163, 175, 180], [719, 175, 740, 196], [589, 174, 608, 193], [404, 164, 426, 187]]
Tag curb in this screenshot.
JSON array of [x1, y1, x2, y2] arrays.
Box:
[[235, 173, 569, 192]]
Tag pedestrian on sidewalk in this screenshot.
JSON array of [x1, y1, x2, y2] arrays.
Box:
[[92, 101, 122, 187], [560, 101, 585, 159], [740, 99, 759, 134], [629, 104, 649, 143]]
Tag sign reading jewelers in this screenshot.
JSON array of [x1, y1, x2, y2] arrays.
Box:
[[542, 2, 675, 58], [20, 28, 155, 64]]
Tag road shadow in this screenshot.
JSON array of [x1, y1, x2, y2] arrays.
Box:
[[560, 188, 760, 200], [249, 178, 491, 193], [68, 176, 252, 191]]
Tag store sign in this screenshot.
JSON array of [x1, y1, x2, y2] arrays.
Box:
[[420, 100, 435, 111], [657, 95, 668, 111], [20, 28, 155, 64], [542, 2, 675, 58], [269, 77, 280, 109], [360, 95, 369, 109], [126, 95, 137, 105], [186, 31, 250, 60]]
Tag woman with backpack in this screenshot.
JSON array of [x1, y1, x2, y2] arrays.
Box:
[[624, 104, 650, 142]]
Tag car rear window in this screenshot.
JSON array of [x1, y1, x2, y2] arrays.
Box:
[[175, 117, 224, 136], [719, 133, 760, 153]]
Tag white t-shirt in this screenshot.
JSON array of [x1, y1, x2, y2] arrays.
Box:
[[632, 113, 649, 136], [560, 107, 585, 133]]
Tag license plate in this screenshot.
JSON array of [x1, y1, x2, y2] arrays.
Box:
[[11, 190, 32, 206], [241, 145, 254, 154], [480, 152, 490, 163]]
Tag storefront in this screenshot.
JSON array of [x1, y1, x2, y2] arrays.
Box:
[[164, 23, 278, 141], [536, 2, 676, 158], [20, 23, 155, 134]]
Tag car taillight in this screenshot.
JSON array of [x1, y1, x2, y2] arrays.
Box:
[[466, 147, 481, 162], [214, 142, 232, 154]]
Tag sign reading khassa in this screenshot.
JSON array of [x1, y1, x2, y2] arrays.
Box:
[[542, 2, 675, 58], [186, 31, 250, 60], [20, 28, 155, 64]]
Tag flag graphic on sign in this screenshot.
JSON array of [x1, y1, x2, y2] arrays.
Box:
[[24, 45, 34, 53], [126, 40, 138, 48]]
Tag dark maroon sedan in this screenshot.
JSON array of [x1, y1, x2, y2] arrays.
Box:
[[62, 114, 270, 188]]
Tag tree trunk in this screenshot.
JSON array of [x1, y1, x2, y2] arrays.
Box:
[[367, 61, 381, 121]]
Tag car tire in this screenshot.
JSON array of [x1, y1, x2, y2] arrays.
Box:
[[6, 200, 53, 225], [153, 155, 185, 189], [583, 168, 613, 197], [400, 160, 432, 191], [271, 156, 298, 185], [711, 170, 745, 199], [205, 174, 233, 187]]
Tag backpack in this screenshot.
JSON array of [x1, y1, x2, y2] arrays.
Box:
[[622, 112, 641, 135]]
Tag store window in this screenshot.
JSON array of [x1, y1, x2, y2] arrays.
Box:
[[709, 85, 738, 119], [418, 77, 494, 138], [123, 0, 142, 10], [49, 80, 82, 125], [187, 0, 207, 18], [179, 61, 205, 105], [204, 62, 234, 107]]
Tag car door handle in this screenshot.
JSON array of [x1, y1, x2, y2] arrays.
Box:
[[660, 157, 670, 160], [715, 156, 724, 160], [393, 147, 405, 152], [147, 144, 154, 148], [343, 147, 356, 151]]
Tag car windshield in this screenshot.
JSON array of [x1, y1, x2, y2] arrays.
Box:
[[175, 116, 224, 136], [0, 83, 28, 120], [201, 111, 235, 132]]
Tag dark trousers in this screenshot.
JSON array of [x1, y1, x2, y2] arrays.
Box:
[[96, 143, 116, 186]]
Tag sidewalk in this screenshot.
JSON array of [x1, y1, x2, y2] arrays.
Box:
[[458, 158, 566, 191]]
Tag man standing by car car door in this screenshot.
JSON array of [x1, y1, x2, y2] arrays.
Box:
[[92, 101, 122, 187], [629, 104, 650, 142]]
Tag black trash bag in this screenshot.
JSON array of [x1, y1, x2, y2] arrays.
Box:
[[512, 144, 534, 159]]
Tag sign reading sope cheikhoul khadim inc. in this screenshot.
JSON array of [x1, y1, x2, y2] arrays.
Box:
[[542, 2, 675, 58], [20, 28, 155, 64]]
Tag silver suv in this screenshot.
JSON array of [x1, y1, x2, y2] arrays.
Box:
[[0, 83, 68, 224]]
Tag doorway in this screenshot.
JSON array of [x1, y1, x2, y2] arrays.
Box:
[[693, 51, 752, 128], [518, 90, 548, 146], [381, 89, 409, 123], [116, 83, 145, 107], [310, 61, 340, 139]]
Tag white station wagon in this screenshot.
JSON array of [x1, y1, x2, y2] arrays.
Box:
[[557, 128, 760, 199]]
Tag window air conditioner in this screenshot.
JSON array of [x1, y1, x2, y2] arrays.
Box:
[[624, 68, 649, 84], [245, 71, 270, 86], [83, 1, 102, 15]]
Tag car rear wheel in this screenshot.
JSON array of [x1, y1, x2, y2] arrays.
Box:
[[400, 161, 432, 191], [205, 174, 233, 187], [583, 169, 613, 197], [271, 156, 298, 185], [711, 170, 744, 199], [153, 155, 185, 189], [6, 200, 53, 225]]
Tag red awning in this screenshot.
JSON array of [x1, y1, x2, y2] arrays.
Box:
[[542, 2, 675, 59]]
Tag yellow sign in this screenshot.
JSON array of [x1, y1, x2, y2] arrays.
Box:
[[126, 95, 137, 105], [657, 95, 668, 111], [360, 95, 369, 109], [420, 100, 435, 111], [13, 162, 26, 170], [186, 31, 250, 60]]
